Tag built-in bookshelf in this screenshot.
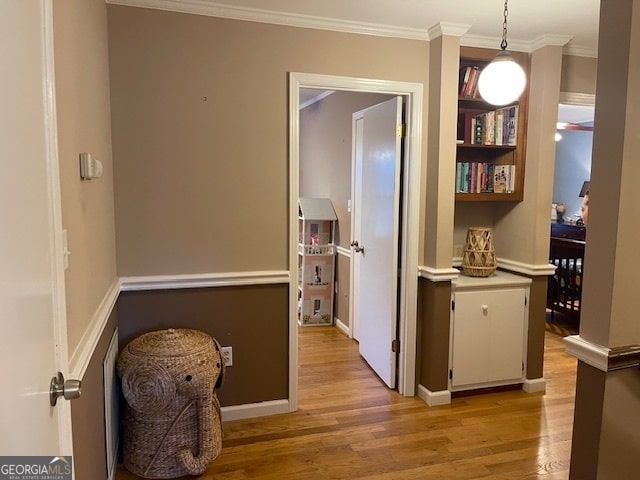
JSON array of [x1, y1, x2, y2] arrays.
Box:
[[456, 47, 529, 202]]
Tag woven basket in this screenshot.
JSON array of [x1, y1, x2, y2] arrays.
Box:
[[117, 329, 224, 479], [461, 226, 497, 277]]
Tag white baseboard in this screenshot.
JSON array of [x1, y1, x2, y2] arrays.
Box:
[[417, 384, 451, 406], [221, 399, 291, 422], [334, 317, 351, 337], [523, 377, 546, 393]]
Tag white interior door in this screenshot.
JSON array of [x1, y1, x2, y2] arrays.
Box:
[[0, 0, 73, 458], [352, 96, 403, 388]]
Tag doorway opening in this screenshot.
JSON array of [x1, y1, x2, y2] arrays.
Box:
[[288, 73, 423, 411]]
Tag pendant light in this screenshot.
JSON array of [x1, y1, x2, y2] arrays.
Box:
[[477, 0, 526, 106]]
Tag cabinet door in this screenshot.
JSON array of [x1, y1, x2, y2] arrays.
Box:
[[451, 288, 526, 388]]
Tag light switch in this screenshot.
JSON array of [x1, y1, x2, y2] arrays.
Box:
[[79, 152, 103, 180]]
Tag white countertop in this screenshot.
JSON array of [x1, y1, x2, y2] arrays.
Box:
[[452, 269, 532, 290]]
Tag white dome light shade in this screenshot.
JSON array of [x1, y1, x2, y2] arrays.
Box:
[[478, 50, 526, 106]]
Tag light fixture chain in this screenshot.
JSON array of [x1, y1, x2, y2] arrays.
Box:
[[501, 0, 509, 50]]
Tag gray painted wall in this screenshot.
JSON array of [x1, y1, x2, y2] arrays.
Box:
[[553, 129, 593, 221]]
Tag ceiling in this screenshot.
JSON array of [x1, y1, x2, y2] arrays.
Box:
[[196, 0, 600, 56]]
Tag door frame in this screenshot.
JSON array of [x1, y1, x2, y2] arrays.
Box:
[[43, 0, 74, 455], [288, 72, 423, 407]]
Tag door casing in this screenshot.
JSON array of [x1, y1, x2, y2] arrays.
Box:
[[288, 72, 423, 408]]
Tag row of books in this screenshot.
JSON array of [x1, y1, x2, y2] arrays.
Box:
[[455, 163, 517, 194], [459, 65, 480, 99], [472, 105, 519, 146]]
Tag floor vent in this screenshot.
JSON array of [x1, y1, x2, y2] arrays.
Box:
[[103, 328, 119, 480]]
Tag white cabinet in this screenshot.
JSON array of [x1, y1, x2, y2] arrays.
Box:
[[450, 271, 531, 391]]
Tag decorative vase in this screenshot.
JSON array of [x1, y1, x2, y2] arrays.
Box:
[[461, 226, 497, 277]]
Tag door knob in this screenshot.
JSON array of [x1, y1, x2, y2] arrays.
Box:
[[50, 371, 82, 406], [350, 240, 365, 254]]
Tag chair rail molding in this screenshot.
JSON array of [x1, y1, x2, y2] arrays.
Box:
[[120, 270, 290, 291]]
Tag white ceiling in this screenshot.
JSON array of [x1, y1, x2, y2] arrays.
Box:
[[202, 0, 600, 56]]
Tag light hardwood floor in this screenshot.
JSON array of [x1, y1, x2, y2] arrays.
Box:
[[117, 320, 577, 479]]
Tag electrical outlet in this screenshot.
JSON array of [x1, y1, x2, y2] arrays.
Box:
[[221, 346, 233, 367], [454, 244, 463, 257]]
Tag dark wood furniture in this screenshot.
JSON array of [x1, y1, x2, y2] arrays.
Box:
[[547, 223, 586, 323], [455, 47, 529, 202]]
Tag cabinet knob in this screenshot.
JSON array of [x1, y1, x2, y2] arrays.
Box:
[[481, 304, 489, 314]]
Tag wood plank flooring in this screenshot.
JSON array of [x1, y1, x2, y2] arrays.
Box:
[[117, 321, 577, 479]]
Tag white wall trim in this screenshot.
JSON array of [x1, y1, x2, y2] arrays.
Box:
[[564, 335, 610, 372], [418, 265, 460, 282], [523, 377, 547, 393], [69, 279, 121, 380], [221, 399, 290, 422], [335, 317, 351, 338], [335, 245, 351, 258], [105, 0, 429, 41], [120, 270, 289, 291], [497, 258, 556, 276], [417, 384, 451, 407]]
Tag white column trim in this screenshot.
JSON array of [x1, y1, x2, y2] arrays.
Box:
[[417, 384, 451, 406], [335, 245, 351, 258], [564, 335, 610, 372], [418, 265, 460, 282], [523, 377, 547, 393]]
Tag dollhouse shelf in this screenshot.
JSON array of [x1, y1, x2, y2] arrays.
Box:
[[298, 198, 337, 326]]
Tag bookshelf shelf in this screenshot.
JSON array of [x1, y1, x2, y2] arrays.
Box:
[[456, 46, 529, 202]]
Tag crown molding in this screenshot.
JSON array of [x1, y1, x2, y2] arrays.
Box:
[[106, 0, 598, 55], [461, 34, 532, 53], [530, 34, 573, 50], [427, 22, 470, 39], [563, 44, 598, 58], [105, 0, 430, 40]]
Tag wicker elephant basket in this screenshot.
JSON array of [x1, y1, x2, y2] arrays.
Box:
[[117, 328, 225, 479]]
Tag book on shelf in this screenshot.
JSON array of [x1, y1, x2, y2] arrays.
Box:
[[459, 65, 480, 99], [456, 162, 515, 194], [470, 105, 519, 146]]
